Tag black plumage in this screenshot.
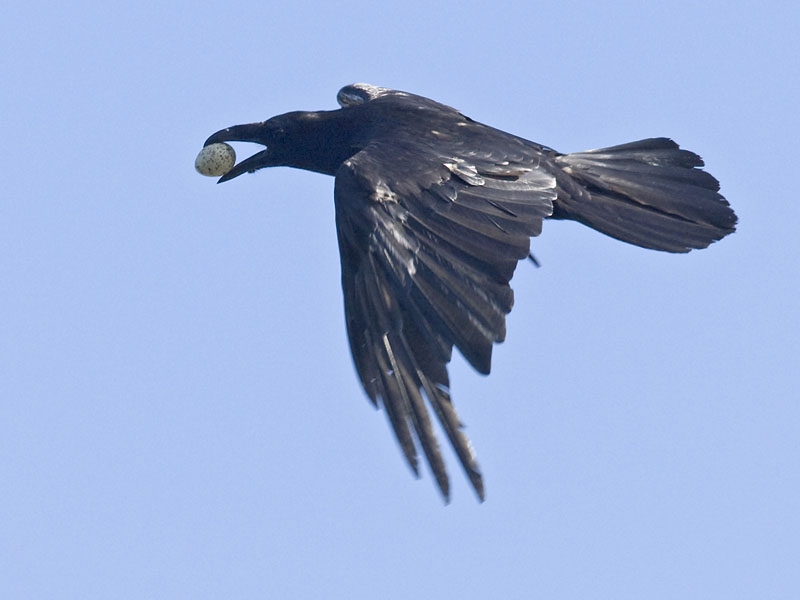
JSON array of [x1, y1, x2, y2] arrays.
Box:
[[203, 83, 737, 502]]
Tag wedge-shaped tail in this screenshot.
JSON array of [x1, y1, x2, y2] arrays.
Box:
[[553, 138, 736, 252]]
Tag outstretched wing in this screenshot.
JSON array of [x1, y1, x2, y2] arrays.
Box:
[[333, 124, 556, 501]]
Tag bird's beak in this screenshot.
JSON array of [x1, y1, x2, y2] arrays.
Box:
[[204, 123, 272, 183]]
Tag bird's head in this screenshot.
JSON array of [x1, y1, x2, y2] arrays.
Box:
[[203, 110, 357, 182]]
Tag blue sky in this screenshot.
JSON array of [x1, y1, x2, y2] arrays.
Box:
[[2, 1, 798, 598]]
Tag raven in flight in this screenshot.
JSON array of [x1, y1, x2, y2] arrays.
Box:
[[200, 83, 736, 502]]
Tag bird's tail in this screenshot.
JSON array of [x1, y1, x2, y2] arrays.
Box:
[[552, 138, 737, 252]]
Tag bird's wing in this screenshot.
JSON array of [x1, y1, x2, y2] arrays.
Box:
[[333, 135, 555, 501]]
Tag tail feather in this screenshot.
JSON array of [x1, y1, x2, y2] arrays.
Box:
[[553, 138, 737, 252]]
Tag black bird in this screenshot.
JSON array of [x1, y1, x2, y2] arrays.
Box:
[[202, 83, 737, 502]]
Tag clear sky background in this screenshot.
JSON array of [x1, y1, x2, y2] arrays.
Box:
[[2, 1, 798, 598]]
